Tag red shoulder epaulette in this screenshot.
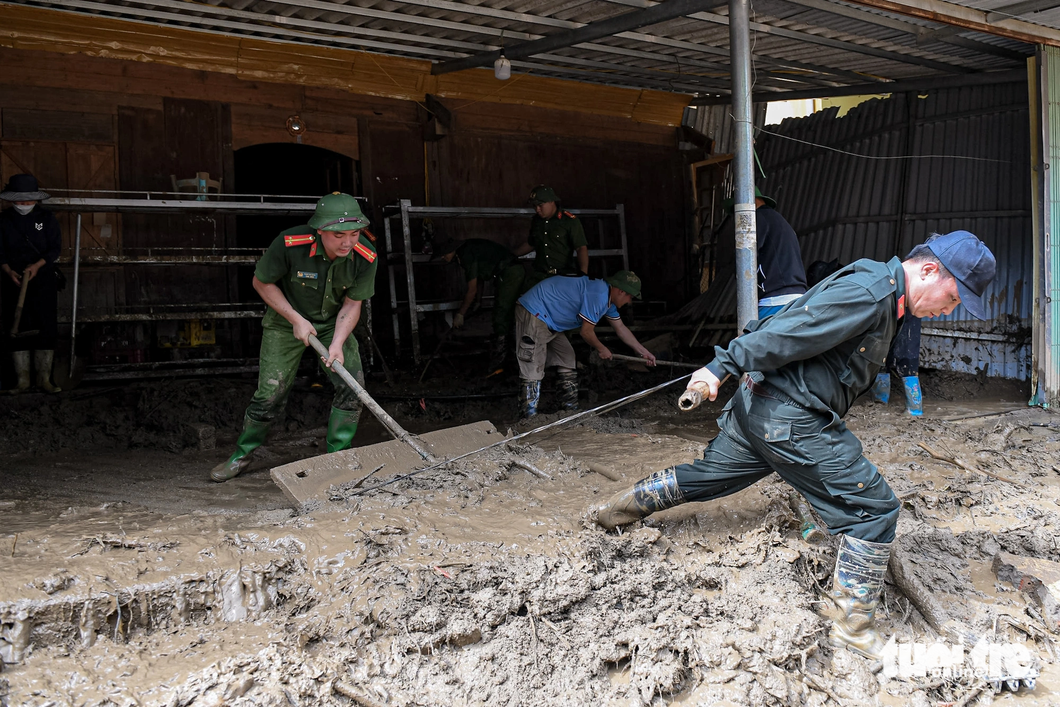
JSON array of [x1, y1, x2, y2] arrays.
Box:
[[352, 242, 377, 264], [283, 233, 316, 247], [562, 210, 576, 219], [362, 228, 377, 243]]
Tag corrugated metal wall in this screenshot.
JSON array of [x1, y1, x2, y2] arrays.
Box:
[[755, 84, 1033, 379]]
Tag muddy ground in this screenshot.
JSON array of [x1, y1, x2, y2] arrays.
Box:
[[2, 364, 1059, 706]]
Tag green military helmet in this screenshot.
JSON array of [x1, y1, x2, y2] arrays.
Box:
[[528, 185, 558, 205], [308, 192, 370, 231], [605, 270, 643, 299]]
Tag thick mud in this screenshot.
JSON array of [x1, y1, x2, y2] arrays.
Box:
[[2, 369, 1059, 706]]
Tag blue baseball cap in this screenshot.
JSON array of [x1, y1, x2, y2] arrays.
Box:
[[926, 230, 996, 320]]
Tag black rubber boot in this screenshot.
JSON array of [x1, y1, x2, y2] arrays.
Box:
[[520, 379, 541, 418], [557, 369, 579, 410], [593, 467, 686, 529]]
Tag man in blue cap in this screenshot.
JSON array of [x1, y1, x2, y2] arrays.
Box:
[[593, 230, 995, 659]]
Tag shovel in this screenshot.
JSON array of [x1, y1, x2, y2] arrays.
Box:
[[9, 276, 39, 339], [271, 334, 503, 509]]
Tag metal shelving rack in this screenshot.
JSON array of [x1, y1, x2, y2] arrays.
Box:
[[382, 199, 628, 363], [45, 191, 321, 378]]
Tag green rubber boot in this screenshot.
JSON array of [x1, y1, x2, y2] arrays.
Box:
[[326, 407, 359, 453], [210, 416, 270, 483]]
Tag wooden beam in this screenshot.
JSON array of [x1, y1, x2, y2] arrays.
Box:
[[846, 0, 1060, 46]]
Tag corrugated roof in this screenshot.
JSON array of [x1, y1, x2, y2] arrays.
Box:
[[3, 0, 1052, 97]]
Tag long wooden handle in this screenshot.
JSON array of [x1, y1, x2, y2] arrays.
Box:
[[607, 352, 703, 370], [308, 335, 439, 464], [10, 275, 30, 336]]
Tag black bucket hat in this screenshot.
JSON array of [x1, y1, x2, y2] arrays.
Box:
[[0, 174, 50, 202]]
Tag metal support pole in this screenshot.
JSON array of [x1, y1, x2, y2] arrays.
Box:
[[385, 215, 401, 351], [729, 0, 759, 332], [69, 213, 82, 377], [400, 199, 421, 364], [616, 203, 630, 271]]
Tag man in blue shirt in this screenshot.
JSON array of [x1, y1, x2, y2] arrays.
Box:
[[515, 271, 656, 417]]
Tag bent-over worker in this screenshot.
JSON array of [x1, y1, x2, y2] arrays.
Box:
[[592, 230, 996, 659], [211, 192, 377, 482], [515, 271, 656, 418], [435, 237, 525, 374]]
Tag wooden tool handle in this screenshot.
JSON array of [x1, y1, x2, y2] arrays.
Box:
[[10, 275, 30, 336]]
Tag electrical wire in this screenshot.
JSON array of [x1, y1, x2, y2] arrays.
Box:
[[752, 123, 1011, 163]]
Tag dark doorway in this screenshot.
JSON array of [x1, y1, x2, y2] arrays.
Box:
[[233, 144, 358, 305], [234, 143, 358, 249]]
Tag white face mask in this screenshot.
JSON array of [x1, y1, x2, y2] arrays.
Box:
[[12, 204, 34, 215]]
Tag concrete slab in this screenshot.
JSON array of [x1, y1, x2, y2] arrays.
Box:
[[270, 420, 504, 509], [992, 551, 1060, 630]]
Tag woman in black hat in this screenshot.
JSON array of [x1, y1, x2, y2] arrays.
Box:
[[0, 173, 62, 393]]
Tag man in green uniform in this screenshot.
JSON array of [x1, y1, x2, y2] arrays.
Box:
[[514, 185, 588, 289], [211, 192, 378, 482], [435, 238, 525, 373], [592, 230, 996, 659]]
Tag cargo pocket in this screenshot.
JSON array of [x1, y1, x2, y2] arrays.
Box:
[[819, 457, 898, 519], [517, 335, 536, 363], [754, 418, 817, 467]]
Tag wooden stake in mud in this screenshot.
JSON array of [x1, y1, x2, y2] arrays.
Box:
[[916, 442, 1023, 487], [308, 334, 439, 465]]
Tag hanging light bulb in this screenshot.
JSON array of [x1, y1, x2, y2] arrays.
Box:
[[494, 50, 511, 81]]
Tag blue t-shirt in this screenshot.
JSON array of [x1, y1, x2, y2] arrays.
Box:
[[518, 276, 620, 332]]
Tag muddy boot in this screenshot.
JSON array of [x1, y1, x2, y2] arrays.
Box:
[[487, 335, 507, 376], [520, 378, 541, 418], [871, 373, 890, 403], [557, 369, 579, 411], [593, 467, 686, 530], [326, 407, 359, 453], [34, 350, 61, 393], [210, 416, 270, 482], [7, 351, 30, 393], [828, 535, 892, 659], [901, 375, 923, 416]]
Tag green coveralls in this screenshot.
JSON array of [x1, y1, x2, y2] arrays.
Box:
[[523, 210, 588, 290], [247, 225, 377, 427], [673, 258, 907, 543], [455, 239, 525, 337]]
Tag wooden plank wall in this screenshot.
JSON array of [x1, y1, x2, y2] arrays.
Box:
[[0, 45, 690, 356]]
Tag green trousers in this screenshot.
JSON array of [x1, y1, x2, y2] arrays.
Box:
[[246, 320, 363, 425], [492, 263, 525, 337]]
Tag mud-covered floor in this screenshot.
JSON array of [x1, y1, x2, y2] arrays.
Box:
[[2, 365, 1060, 706]]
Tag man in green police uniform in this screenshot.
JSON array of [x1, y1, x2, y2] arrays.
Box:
[[514, 185, 588, 289], [435, 238, 525, 373], [592, 230, 996, 659], [210, 192, 378, 483]]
